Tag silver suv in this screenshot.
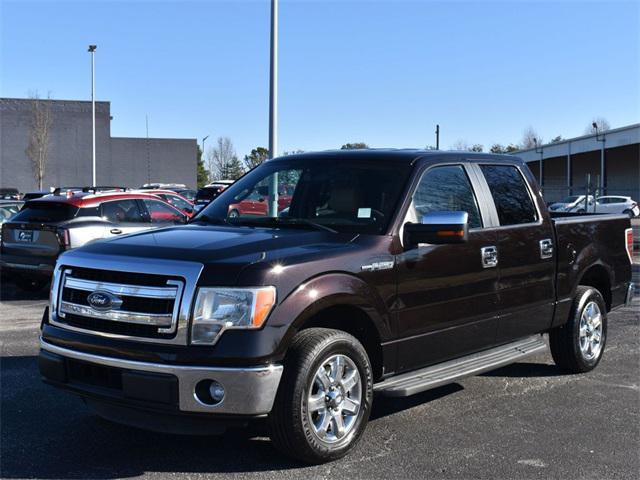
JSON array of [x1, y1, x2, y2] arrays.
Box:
[[0, 191, 187, 291]]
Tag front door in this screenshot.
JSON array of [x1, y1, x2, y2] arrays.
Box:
[[394, 163, 500, 372]]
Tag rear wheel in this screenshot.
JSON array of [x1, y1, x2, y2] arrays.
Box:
[[622, 209, 634, 218], [550, 286, 607, 373], [227, 209, 239, 219], [269, 328, 373, 464]]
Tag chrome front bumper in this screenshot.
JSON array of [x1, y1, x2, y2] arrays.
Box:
[[39, 339, 283, 415]]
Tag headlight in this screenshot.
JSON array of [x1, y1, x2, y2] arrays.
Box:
[[191, 286, 276, 345]]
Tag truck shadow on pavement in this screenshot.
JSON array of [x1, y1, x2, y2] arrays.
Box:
[[0, 279, 49, 302], [1, 356, 466, 478]]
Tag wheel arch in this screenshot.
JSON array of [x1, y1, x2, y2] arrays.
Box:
[[577, 263, 612, 311]]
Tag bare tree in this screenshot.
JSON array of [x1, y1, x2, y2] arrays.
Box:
[[26, 93, 53, 190], [585, 117, 611, 134], [208, 137, 244, 180], [451, 139, 469, 151], [521, 126, 541, 149]]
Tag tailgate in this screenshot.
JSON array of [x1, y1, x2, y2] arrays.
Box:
[[1, 222, 64, 259]]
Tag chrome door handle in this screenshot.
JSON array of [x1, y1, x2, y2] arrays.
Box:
[[539, 239, 554, 259], [110, 228, 122, 235], [481, 246, 498, 268]]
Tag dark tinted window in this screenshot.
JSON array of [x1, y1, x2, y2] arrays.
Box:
[[481, 165, 537, 225], [11, 202, 78, 223], [101, 200, 146, 223], [196, 187, 224, 201], [410, 165, 482, 229]]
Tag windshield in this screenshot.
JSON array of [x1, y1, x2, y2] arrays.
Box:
[[196, 159, 413, 234], [562, 196, 581, 203]]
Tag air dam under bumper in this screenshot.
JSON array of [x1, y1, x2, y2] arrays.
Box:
[[39, 339, 283, 416]]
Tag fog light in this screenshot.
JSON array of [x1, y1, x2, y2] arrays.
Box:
[[194, 379, 225, 406], [209, 381, 225, 403]]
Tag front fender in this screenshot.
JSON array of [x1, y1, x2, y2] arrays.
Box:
[[265, 272, 392, 359]]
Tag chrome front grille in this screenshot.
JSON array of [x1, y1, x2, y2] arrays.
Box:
[[51, 266, 190, 343]]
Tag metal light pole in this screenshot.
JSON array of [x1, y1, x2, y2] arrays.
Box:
[[268, 0, 279, 217], [202, 135, 209, 158], [593, 122, 606, 197], [88, 45, 97, 187], [534, 138, 544, 190], [435, 124, 440, 150]]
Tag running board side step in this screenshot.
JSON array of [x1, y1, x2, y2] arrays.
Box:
[[374, 335, 547, 397]]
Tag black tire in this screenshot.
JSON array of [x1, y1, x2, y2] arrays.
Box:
[[15, 276, 49, 292], [228, 209, 239, 219], [549, 286, 607, 373], [622, 209, 634, 218], [576, 208, 586, 214], [269, 328, 373, 464]]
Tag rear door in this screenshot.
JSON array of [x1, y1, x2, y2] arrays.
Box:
[[476, 163, 556, 342], [100, 199, 150, 237], [394, 162, 500, 371]]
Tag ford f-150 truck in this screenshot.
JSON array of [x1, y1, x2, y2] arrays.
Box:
[[38, 150, 635, 464]]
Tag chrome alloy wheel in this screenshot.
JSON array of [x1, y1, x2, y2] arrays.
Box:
[[579, 301, 604, 361], [306, 354, 362, 444]]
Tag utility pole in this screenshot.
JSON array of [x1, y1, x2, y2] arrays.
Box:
[[268, 0, 279, 217], [435, 124, 440, 150], [88, 44, 97, 186]]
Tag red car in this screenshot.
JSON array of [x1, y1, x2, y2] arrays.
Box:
[[227, 185, 293, 218]]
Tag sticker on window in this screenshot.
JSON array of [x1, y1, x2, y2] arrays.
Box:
[[357, 208, 372, 218]]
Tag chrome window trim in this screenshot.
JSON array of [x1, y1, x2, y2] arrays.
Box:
[[49, 251, 203, 345]]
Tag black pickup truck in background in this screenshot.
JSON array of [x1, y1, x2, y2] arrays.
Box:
[[38, 150, 634, 464]]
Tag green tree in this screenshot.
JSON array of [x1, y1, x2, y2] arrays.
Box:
[[196, 146, 209, 188], [550, 135, 563, 143], [340, 142, 369, 150], [243, 147, 269, 171], [468, 144, 484, 152], [490, 144, 505, 154], [504, 144, 519, 153]]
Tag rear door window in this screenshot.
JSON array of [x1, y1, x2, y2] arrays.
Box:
[[100, 199, 146, 223], [10, 202, 78, 223], [480, 165, 538, 226]]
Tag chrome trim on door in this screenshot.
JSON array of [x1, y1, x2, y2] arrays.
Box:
[[539, 238, 554, 259], [481, 246, 498, 268]]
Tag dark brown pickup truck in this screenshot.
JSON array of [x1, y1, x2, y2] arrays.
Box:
[[38, 150, 635, 463]]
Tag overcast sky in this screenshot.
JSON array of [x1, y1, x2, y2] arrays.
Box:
[[2, 0, 638, 158]]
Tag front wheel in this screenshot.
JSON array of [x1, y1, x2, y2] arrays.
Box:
[[549, 286, 607, 373], [269, 328, 373, 464]]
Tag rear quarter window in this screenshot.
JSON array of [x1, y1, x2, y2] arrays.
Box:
[[10, 202, 78, 223]]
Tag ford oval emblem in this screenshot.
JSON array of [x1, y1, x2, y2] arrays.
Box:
[[87, 291, 121, 311]]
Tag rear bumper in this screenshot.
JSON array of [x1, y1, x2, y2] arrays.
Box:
[[39, 338, 283, 417], [0, 253, 55, 276]]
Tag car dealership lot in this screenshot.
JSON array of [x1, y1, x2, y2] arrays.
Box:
[[1, 272, 638, 480]]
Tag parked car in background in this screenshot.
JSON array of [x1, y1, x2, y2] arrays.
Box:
[[548, 195, 595, 213], [193, 180, 235, 213], [227, 184, 294, 218], [0, 191, 187, 291], [22, 191, 51, 201], [595, 196, 639, 217], [0, 188, 20, 200], [131, 189, 195, 217], [0, 201, 23, 224], [139, 183, 196, 202]]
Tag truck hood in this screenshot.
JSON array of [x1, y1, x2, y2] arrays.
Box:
[[70, 224, 358, 268]]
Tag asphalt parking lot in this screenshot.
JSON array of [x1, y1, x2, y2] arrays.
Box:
[[1, 268, 639, 479]]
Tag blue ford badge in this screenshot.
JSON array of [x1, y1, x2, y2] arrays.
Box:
[[87, 291, 122, 311]]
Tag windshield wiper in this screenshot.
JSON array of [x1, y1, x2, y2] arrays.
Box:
[[278, 218, 338, 234], [228, 216, 338, 234]]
